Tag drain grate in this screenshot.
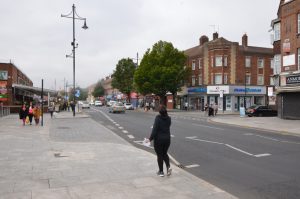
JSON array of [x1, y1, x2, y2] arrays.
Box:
[[177, 164, 185, 169]]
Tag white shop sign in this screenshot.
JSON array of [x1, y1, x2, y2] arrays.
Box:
[[207, 86, 229, 94]]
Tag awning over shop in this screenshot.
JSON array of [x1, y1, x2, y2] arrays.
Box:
[[276, 86, 300, 93], [12, 83, 57, 96]]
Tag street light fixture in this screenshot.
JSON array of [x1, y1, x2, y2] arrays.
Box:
[[61, 4, 88, 116]]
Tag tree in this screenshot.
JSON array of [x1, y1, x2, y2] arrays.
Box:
[[111, 58, 136, 102], [92, 80, 104, 98], [76, 87, 88, 101], [134, 40, 189, 105]]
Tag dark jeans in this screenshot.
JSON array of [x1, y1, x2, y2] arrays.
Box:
[[154, 139, 170, 172], [28, 114, 33, 124]]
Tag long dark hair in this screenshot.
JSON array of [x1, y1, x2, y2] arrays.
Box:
[[159, 105, 168, 117]]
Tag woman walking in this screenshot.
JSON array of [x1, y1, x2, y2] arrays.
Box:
[[33, 105, 41, 125], [19, 104, 28, 126], [27, 102, 34, 125], [146, 105, 172, 177]]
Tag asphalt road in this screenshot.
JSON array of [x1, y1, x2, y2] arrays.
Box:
[[85, 106, 300, 199]]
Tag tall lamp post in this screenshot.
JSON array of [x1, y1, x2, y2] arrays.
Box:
[[244, 71, 248, 108], [61, 4, 88, 116]]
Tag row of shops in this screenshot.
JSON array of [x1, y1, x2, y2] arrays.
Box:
[[176, 85, 270, 112]]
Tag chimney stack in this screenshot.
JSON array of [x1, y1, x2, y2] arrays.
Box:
[[199, 35, 209, 45], [242, 33, 248, 47], [213, 32, 219, 40]]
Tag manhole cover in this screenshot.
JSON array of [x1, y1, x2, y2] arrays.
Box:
[[57, 127, 70, 129]]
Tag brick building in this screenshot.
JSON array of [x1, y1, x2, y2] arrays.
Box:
[[271, 0, 300, 119], [182, 33, 274, 112], [0, 62, 33, 106]]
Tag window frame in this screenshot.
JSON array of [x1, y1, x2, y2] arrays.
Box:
[[224, 56, 228, 67], [215, 56, 223, 67], [257, 75, 264, 85], [191, 75, 195, 86], [298, 13, 300, 34], [246, 74, 251, 85], [224, 73, 228, 84], [192, 60, 196, 70], [298, 48, 300, 71], [198, 75, 202, 85], [198, 58, 202, 69], [214, 74, 222, 85], [274, 22, 281, 41], [245, 56, 251, 68], [257, 58, 264, 68]]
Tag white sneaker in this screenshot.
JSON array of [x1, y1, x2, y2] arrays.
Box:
[[157, 171, 164, 177]]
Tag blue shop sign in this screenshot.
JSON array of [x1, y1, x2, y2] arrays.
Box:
[[188, 87, 207, 93], [234, 88, 262, 93]]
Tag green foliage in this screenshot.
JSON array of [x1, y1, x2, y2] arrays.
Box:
[[134, 40, 188, 99], [111, 58, 136, 98], [92, 80, 104, 97]]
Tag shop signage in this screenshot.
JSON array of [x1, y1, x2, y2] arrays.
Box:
[[207, 86, 229, 94], [0, 94, 8, 101], [282, 39, 290, 53], [0, 71, 8, 80], [283, 54, 295, 66], [231, 86, 266, 95], [188, 87, 207, 94], [286, 75, 300, 85]]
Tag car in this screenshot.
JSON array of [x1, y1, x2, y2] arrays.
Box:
[[95, 100, 103, 106], [81, 101, 90, 109], [124, 103, 134, 110], [107, 100, 116, 107], [246, 105, 277, 117], [109, 102, 126, 113]]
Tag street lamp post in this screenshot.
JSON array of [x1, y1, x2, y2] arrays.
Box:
[[244, 71, 248, 108], [61, 4, 88, 116]]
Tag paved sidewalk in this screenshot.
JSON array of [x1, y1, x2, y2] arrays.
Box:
[[0, 113, 236, 199]]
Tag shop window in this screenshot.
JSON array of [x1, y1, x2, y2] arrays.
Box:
[[226, 96, 231, 111]]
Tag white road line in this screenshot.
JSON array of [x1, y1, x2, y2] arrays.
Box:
[[115, 124, 120, 126], [127, 135, 135, 139], [122, 130, 128, 134], [168, 153, 181, 166], [225, 144, 254, 157], [171, 134, 175, 137], [245, 134, 300, 145], [194, 138, 224, 145], [185, 164, 200, 168], [118, 126, 124, 130], [192, 123, 224, 131], [186, 136, 197, 139], [254, 153, 271, 157]]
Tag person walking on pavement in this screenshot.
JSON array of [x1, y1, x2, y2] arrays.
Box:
[[146, 105, 172, 177], [27, 102, 34, 125], [19, 103, 28, 126], [48, 102, 54, 118], [70, 101, 75, 115], [204, 103, 208, 116], [33, 104, 41, 125], [213, 103, 218, 116]]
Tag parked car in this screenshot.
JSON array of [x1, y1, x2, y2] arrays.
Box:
[[81, 101, 90, 109], [124, 103, 134, 110], [246, 105, 277, 117], [95, 100, 103, 106], [109, 102, 126, 113]]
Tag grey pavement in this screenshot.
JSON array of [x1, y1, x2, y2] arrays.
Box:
[[0, 112, 236, 199]]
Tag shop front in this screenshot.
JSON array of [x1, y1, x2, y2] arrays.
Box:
[[187, 87, 207, 111], [207, 85, 267, 112]]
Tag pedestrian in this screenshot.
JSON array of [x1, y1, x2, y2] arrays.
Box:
[[204, 103, 208, 116], [19, 104, 28, 126], [145, 105, 172, 177], [33, 104, 41, 125], [213, 103, 218, 116], [48, 102, 54, 118], [27, 102, 34, 125], [70, 101, 75, 115], [208, 104, 214, 116], [184, 101, 188, 111], [145, 102, 149, 112]]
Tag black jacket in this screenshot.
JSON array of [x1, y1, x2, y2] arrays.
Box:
[[19, 107, 28, 119], [149, 114, 171, 142]]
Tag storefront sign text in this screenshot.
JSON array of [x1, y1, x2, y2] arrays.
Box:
[[286, 75, 300, 84]]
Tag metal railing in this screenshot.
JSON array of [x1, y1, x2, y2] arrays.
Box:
[[0, 106, 10, 117]]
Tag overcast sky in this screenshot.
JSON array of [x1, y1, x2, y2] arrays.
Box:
[[0, 0, 279, 90]]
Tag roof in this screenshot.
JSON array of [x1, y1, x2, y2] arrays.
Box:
[[239, 46, 273, 55], [12, 83, 57, 95]]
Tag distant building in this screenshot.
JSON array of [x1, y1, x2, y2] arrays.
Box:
[[182, 33, 274, 112], [270, 0, 300, 119], [103, 75, 119, 101]]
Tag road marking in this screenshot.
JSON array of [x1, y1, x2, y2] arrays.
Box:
[[192, 123, 224, 131], [186, 136, 271, 158], [171, 134, 175, 137], [245, 133, 300, 145], [118, 126, 124, 130], [254, 153, 271, 157], [185, 164, 200, 168], [225, 144, 254, 156], [122, 130, 128, 134], [115, 124, 120, 126], [127, 135, 135, 139], [168, 153, 181, 166]]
